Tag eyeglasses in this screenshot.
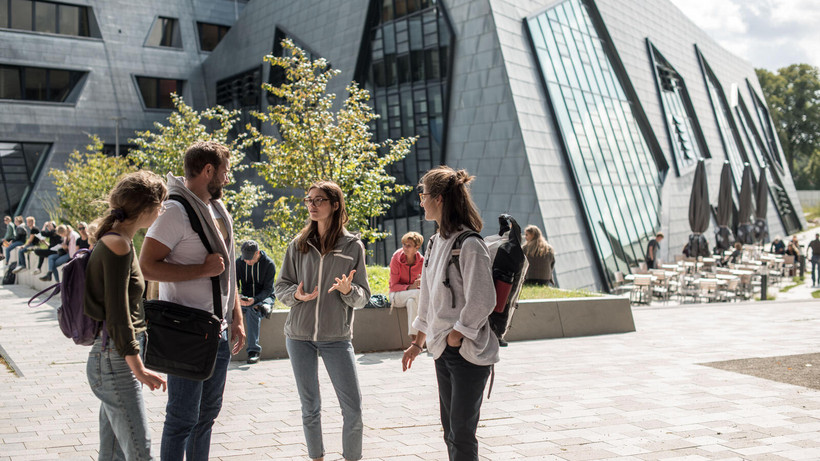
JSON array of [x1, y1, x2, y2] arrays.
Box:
[[78, 227, 86, 231], [304, 197, 330, 207], [418, 193, 431, 202]]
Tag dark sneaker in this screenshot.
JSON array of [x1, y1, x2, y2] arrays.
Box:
[[247, 352, 260, 364], [498, 338, 508, 347], [39, 273, 52, 282]]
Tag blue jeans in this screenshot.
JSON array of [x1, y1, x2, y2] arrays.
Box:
[[242, 297, 272, 355], [16, 245, 33, 267], [5, 240, 23, 264], [49, 252, 70, 282], [161, 333, 230, 461], [286, 338, 363, 460], [87, 333, 153, 460], [435, 345, 491, 461]]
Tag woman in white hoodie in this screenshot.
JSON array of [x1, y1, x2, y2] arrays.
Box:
[[402, 166, 498, 461]]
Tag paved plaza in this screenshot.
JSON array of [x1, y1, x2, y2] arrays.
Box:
[[1, 281, 819, 460]]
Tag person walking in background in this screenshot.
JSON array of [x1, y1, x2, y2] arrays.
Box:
[[522, 225, 555, 286], [40, 224, 79, 282], [389, 231, 424, 345], [236, 239, 276, 365], [645, 231, 664, 269], [84, 171, 168, 460], [12, 216, 39, 274], [402, 166, 498, 461], [140, 141, 245, 461], [275, 180, 370, 461], [809, 233, 820, 287]]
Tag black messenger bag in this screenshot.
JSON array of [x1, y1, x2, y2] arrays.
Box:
[[143, 194, 224, 381]]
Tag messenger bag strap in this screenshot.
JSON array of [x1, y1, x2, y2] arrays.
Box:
[[168, 194, 223, 320]]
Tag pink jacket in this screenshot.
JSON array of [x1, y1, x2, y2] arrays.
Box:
[[388, 248, 424, 292]]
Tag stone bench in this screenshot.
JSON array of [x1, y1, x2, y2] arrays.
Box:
[[233, 295, 635, 362]]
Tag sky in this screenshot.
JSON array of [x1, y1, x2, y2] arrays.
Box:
[[668, 0, 820, 71]]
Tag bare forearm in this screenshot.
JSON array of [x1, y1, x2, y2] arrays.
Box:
[[140, 260, 210, 282]]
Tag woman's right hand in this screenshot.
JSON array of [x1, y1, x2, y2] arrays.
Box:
[[125, 355, 166, 391], [294, 281, 319, 301]]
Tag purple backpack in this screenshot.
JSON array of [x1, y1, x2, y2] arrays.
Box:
[[29, 249, 102, 346]]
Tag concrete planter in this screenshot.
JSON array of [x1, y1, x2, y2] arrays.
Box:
[[234, 296, 635, 361]]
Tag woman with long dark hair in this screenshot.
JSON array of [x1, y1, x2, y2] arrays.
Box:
[[84, 170, 168, 460], [402, 166, 498, 461], [275, 180, 370, 461]]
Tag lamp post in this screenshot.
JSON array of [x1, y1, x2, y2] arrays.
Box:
[[111, 116, 126, 156]]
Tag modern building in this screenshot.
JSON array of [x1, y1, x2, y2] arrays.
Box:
[[0, 0, 806, 291]]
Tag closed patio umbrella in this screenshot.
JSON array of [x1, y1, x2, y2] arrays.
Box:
[[714, 161, 735, 251], [687, 159, 710, 257], [736, 163, 754, 244], [754, 165, 769, 243]]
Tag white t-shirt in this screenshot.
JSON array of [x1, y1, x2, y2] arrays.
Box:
[[145, 200, 230, 317]]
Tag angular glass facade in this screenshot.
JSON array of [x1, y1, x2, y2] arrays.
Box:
[[216, 66, 261, 160], [747, 80, 785, 172], [697, 49, 745, 197], [0, 64, 86, 103], [648, 41, 709, 175], [0, 0, 100, 38], [145, 17, 182, 48], [135, 76, 184, 109], [356, 0, 454, 262], [0, 142, 49, 216], [197, 22, 230, 52], [527, 0, 666, 288]]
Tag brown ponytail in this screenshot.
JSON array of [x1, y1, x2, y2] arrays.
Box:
[[95, 170, 167, 240], [419, 166, 483, 238]]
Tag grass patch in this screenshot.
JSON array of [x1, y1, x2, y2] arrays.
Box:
[[792, 275, 805, 284], [804, 204, 820, 223], [0, 355, 15, 376], [813, 290, 820, 299], [755, 294, 777, 301], [519, 284, 601, 300]]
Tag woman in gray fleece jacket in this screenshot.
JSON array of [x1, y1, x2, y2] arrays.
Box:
[[402, 166, 498, 461], [275, 180, 370, 461]]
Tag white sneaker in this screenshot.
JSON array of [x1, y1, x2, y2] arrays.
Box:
[[11, 265, 24, 274], [31, 268, 41, 275]]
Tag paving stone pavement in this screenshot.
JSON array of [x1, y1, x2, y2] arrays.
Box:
[[1, 283, 820, 461]]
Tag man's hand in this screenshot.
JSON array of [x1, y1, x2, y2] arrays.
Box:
[[230, 320, 246, 355], [200, 253, 225, 278], [239, 297, 254, 307]]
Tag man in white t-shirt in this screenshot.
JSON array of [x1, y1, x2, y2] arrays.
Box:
[[141, 141, 245, 461]]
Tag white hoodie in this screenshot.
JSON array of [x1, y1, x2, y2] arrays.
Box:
[[413, 229, 499, 366]]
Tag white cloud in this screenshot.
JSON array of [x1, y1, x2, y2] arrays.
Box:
[[668, 0, 820, 70]]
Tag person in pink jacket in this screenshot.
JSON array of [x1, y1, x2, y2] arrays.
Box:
[[388, 232, 424, 344]]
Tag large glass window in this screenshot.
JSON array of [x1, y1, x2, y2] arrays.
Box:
[[0, 142, 50, 216], [135, 76, 184, 109], [747, 80, 785, 172], [197, 22, 230, 52], [356, 0, 454, 263], [527, 0, 665, 289], [2, 0, 99, 37], [145, 17, 182, 48], [0, 64, 85, 102], [648, 42, 709, 175], [216, 67, 261, 160]]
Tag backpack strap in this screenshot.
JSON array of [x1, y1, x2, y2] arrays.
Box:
[[168, 194, 223, 320], [28, 283, 61, 308], [442, 231, 481, 308]]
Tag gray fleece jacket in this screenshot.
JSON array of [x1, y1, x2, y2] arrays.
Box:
[[275, 230, 370, 342], [412, 229, 499, 366]]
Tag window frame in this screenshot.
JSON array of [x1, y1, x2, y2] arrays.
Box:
[[133, 75, 185, 110]]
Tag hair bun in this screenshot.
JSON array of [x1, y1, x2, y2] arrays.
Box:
[[455, 169, 474, 185]]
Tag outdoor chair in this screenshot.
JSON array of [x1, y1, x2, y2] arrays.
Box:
[[783, 255, 795, 277], [650, 269, 670, 302], [696, 279, 719, 303], [629, 275, 652, 305], [612, 271, 633, 296]]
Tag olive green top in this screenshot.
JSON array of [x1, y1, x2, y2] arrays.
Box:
[[83, 242, 146, 357]]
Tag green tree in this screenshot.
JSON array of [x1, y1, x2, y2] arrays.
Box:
[[249, 40, 416, 249], [129, 94, 270, 240], [46, 135, 132, 225], [756, 64, 820, 188]]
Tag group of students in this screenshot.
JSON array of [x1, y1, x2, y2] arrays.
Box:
[[3, 215, 95, 282], [79, 140, 505, 461]]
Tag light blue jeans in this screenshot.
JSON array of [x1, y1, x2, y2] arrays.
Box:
[[86, 332, 153, 461], [286, 338, 363, 460], [242, 297, 272, 355], [161, 332, 230, 461]]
